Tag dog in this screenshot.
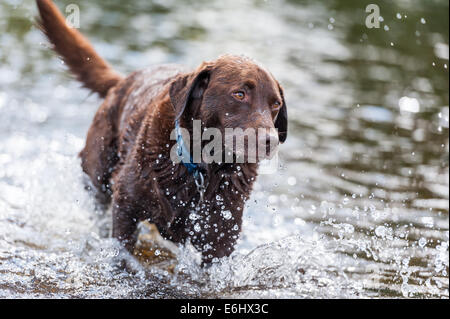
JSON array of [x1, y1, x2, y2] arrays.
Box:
[[37, 0, 287, 264]]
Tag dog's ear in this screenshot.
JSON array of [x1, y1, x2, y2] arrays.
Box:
[[170, 66, 212, 122], [275, 82, 288, 143]]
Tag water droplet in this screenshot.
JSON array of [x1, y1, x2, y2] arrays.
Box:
[[221, 210, 232, 220], [375, 225, 392, 239], [287, 177, 297, 186], [399, 96, 420, 113], [189, 212, 200, 221], [418, 238, 427, 248]]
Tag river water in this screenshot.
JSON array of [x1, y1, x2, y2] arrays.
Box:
[[0, 0, 448, 298]]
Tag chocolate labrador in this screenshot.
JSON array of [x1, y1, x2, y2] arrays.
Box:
[[37, 0, 287, 264]]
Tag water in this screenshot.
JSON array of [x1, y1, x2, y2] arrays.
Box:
[[0, 0, 448, 298]]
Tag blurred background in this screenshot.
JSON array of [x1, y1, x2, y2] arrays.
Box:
[[0, 0, 448, 298]]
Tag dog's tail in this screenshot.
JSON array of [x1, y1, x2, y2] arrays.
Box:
[[36, 0, 123, 97]]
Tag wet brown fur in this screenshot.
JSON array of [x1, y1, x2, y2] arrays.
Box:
[[37, 0, 287, 263]]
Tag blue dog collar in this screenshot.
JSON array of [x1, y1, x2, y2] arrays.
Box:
[[175, 120, 206, 202], [175, 119, 200, 176]]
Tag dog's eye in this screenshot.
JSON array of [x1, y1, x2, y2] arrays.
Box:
[[232, 91, 245, 100], [272, 101, 282, 110]]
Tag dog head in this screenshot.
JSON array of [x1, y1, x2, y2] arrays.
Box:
[[170, 55, 287, 163]]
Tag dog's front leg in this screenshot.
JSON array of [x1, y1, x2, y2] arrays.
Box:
[[112, 201, 139, 253]]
